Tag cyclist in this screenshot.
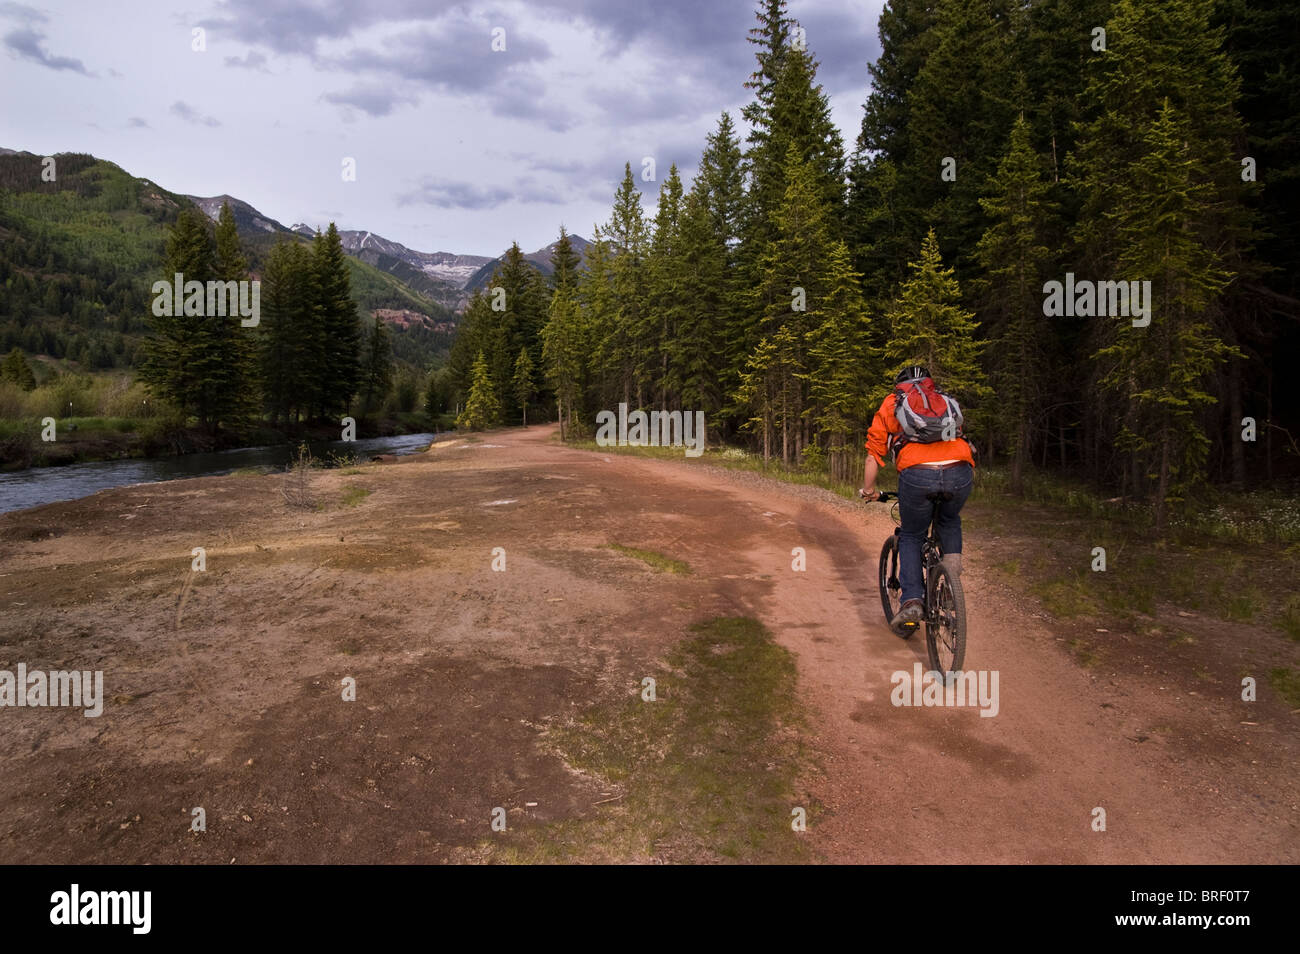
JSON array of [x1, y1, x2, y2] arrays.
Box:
[[861, 365, 975, 632]]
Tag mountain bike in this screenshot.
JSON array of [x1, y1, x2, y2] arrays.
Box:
[[865, 490, 967, 674]]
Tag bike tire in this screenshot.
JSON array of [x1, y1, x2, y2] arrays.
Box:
[[926, 564, 967, 672], [878, 535, 907, 636]]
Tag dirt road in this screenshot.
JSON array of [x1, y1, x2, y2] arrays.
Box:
[[1, 423, 1295, 863]]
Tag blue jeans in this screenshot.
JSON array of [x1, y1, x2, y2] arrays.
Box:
[[897, 463, 973, 604]]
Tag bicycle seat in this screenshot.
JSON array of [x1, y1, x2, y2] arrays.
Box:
[[925, 491, 954, 502]]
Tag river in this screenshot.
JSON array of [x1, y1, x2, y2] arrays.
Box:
[[0, 432, 439, 515]]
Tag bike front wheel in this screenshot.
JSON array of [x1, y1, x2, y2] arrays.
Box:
[[926, 564, 967, 672], [878, 535, 907, 637]]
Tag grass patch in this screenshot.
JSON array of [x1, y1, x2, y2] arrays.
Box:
[[1066, 637, 1100, 668], [1282, 596, 1300, 642], [340, 486, 372, 508], [1029, 573, 1098, 618], [484, 616, 815, 863], [605, 543, 691, 575], [968, 481, 1299, 640], [1267, 668, 1300, 709], [1225, 588, 1264, 623]]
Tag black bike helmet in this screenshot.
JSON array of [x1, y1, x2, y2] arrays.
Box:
[[895, 364, 930, 385]]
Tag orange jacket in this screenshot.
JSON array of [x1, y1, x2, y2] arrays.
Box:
[[865, 392, 975, 470]]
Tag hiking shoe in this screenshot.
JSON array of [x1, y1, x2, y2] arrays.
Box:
[[941, 552, 962, 577], [891, 599, 923, 634]]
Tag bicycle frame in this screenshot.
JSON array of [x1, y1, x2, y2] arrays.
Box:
[[890, 498, 945, 621]]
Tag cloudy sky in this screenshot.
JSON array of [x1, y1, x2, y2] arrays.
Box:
[[1, 0, 884, 257]]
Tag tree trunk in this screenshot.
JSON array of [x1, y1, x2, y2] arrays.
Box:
[[1155, 429, 1171, 538], [1011, 428, 1026, 497]]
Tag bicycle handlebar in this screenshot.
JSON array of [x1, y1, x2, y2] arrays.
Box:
[[858, 490, 897, 502]]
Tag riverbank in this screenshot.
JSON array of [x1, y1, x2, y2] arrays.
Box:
[[0, 430, 439, 514], [0, 410, 453, 472]]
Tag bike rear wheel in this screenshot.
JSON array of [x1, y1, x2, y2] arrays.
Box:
[[878, 535, 907, 637], [926, 564, 967, 672]]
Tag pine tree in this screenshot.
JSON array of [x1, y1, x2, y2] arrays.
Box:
[[1215, 0, 1300, 485], [424, 366, 452, 421], [542, 283, 585, 438], [1071, 0, 1252, 497], [696, 113, 748, 421], [856, 0, 939, 163], [645, 164, 684, 407], [846, 0, 938, 302], [744, 146, 836, 465], [512, 346, 536, 426], [360, 316, 393, 415], [258, 239, 314, 425], [212, 200, 259, 427], [578, 225, 619, 414], [0, 347, 36, 390], [675, 183, 728, 423], [735, 332, 784, 463], [883, 229, 990, 424], [899, 0, 1018, 289], [448, 245, 549, 419], [312, 224, 362, 420], [699, 112, 746, 248], [806, 239, 879, 481], [742, 0, 793, 152], [140, 205, 217, 428], [549, 226, 582, 293], [737, 20, 846, 412], [1095, 100, 1236, 533], [974, 115, 1057, 492], [447, 287, 492, 405], [490, 243, 550, 416], [604, 165, 649, 408], [458, 351, 500, 431]]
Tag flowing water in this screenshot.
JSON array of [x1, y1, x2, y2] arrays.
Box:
[[0, 432, 438, 515]]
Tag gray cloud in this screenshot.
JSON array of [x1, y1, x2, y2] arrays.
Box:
[[127, 116, 150, 128], [224, 49, 269, 71], [0, 3, 46, 24], [200, 0, 456, 55], [321, 84, 417, 118], [3, 26, 91, 74], [170, 101, 221, 127], [196, 1, 869, 135], [397, 176, 565, 211], [320, 20, 557, 125]]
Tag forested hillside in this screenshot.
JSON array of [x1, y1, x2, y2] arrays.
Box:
[[0, 151, 457, 373], [450, 0, 1299, 533]]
